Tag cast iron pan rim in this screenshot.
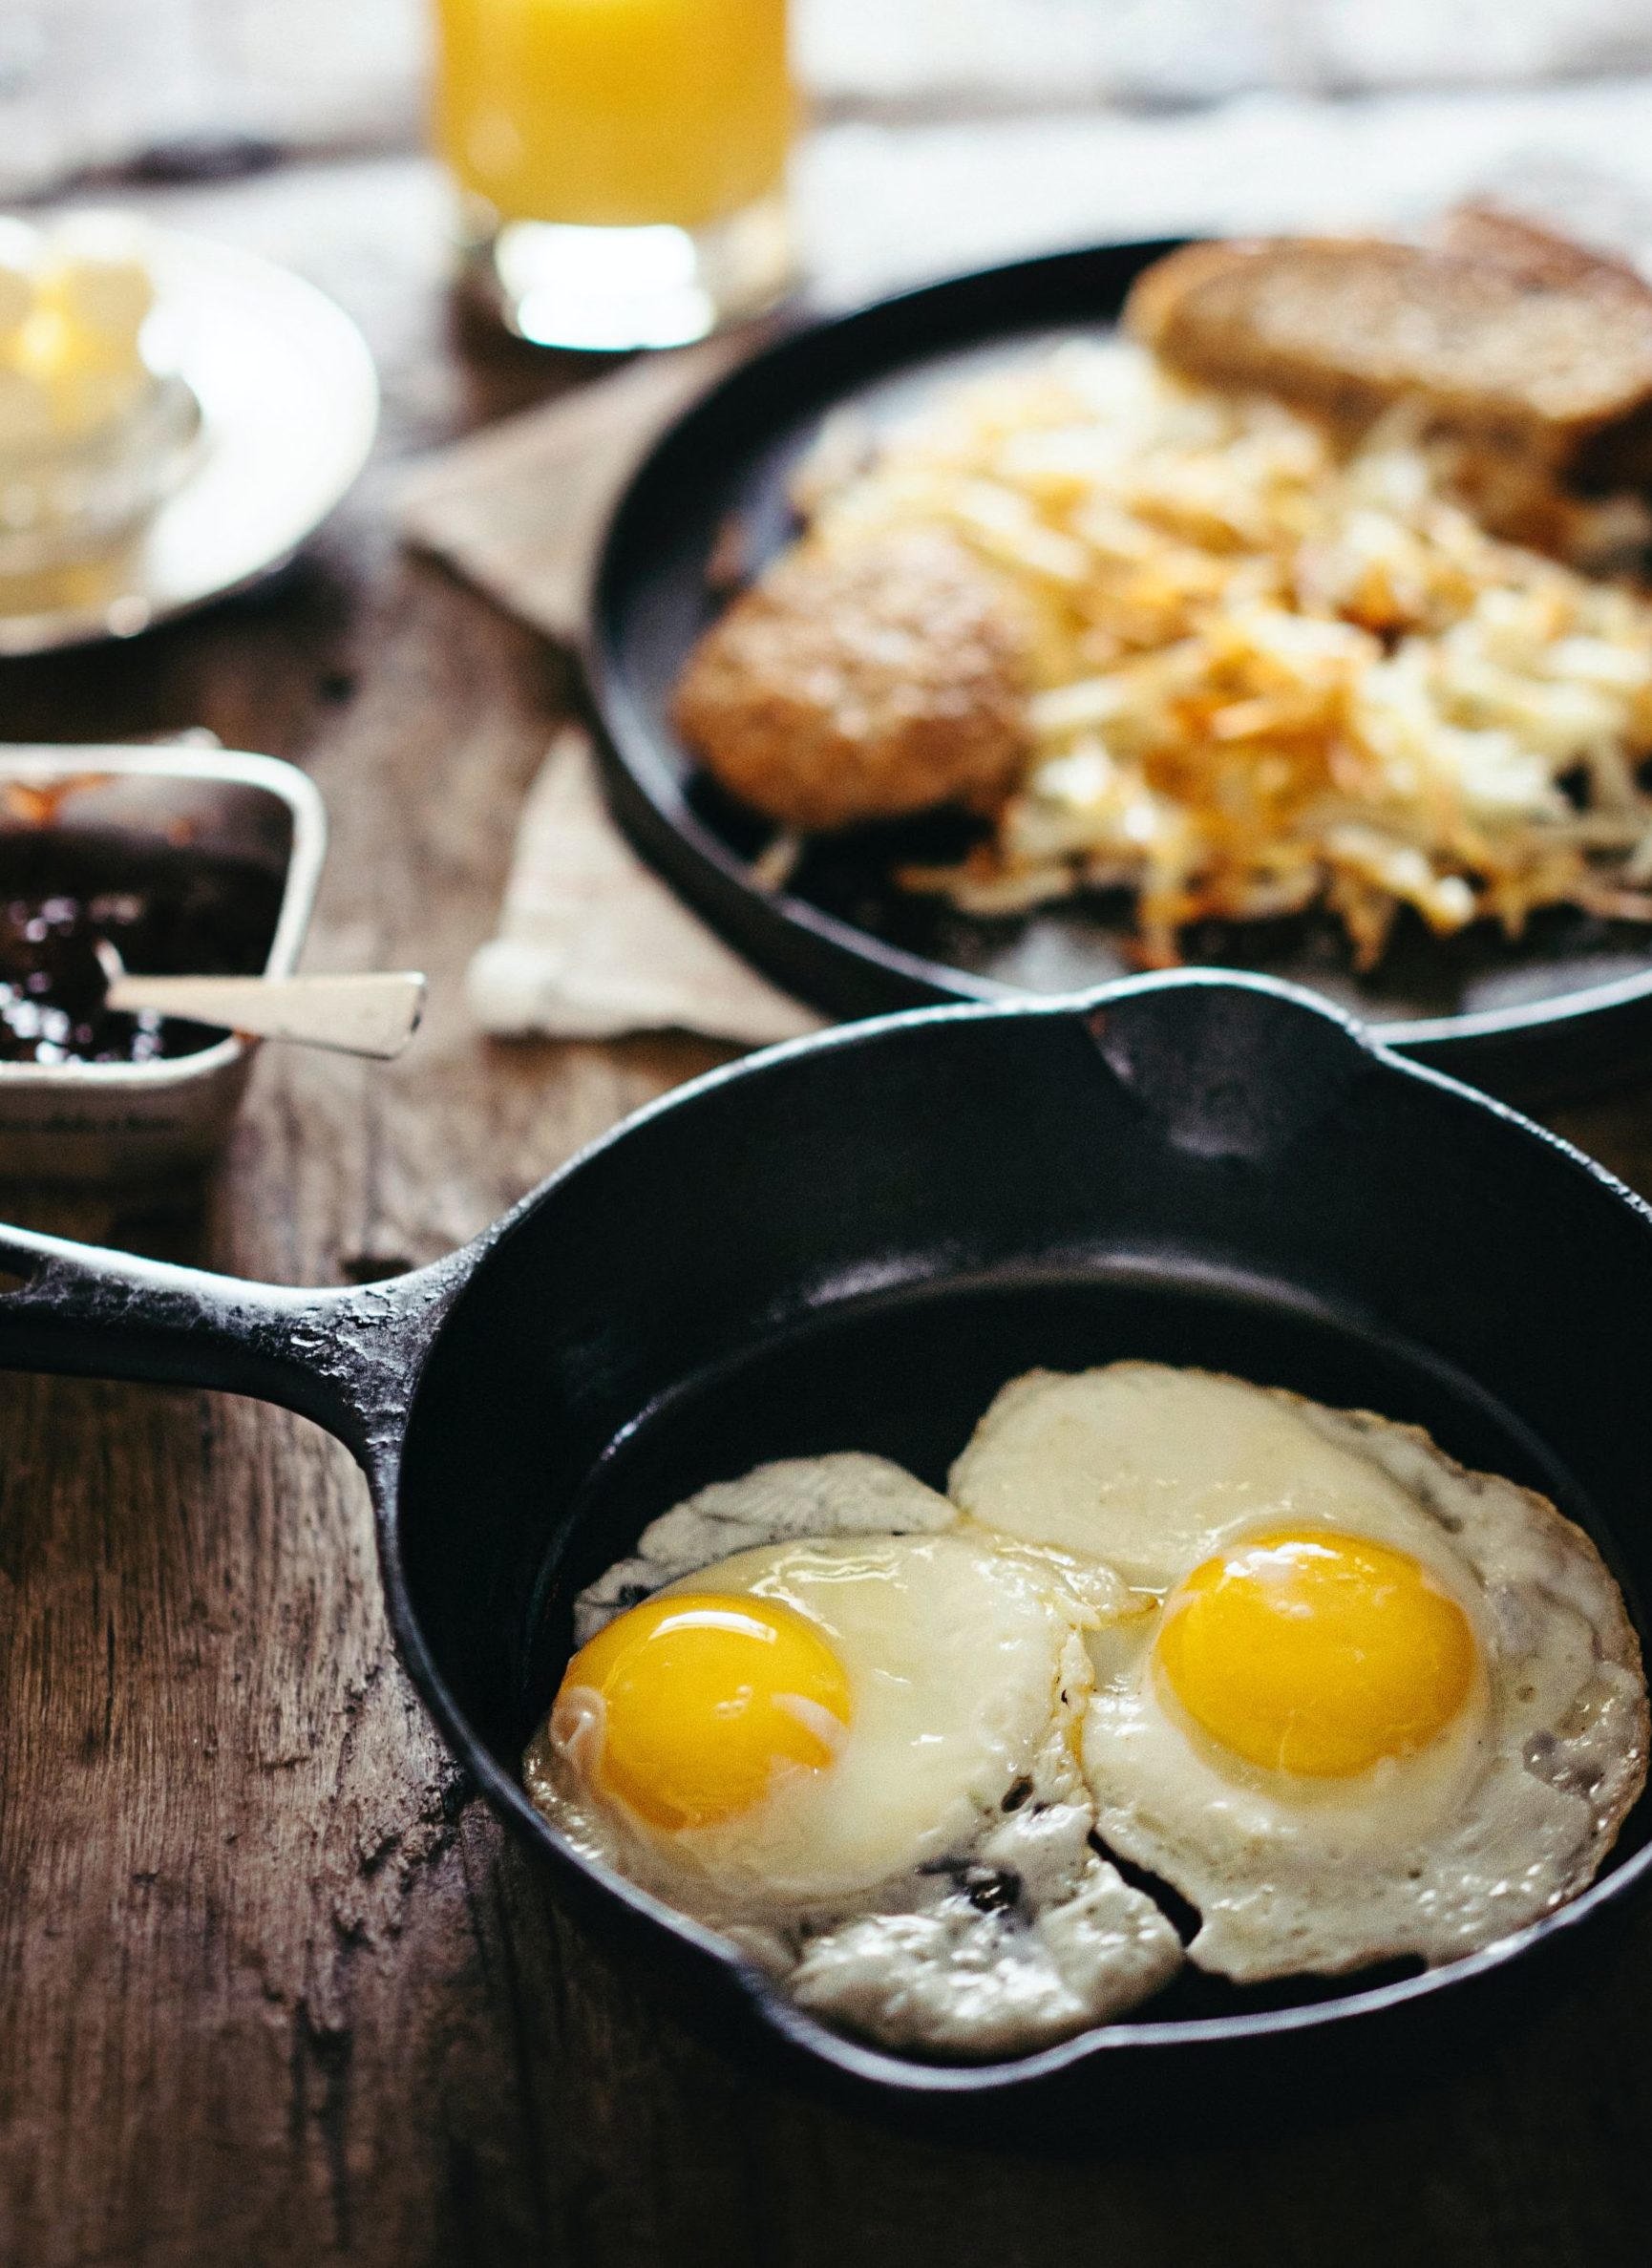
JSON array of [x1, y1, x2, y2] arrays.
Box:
[[587, 234, 1652, 1054], [376, 968, 1652, 2096], [590, 664, 1009, 1008]]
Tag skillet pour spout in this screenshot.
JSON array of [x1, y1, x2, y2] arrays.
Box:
[[2, 968, 1652, 2129]]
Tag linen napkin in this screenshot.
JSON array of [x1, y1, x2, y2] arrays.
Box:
[[464, 727, 822, 1046], [399, 334, 825, 1043], [398, 336, 743, 648]]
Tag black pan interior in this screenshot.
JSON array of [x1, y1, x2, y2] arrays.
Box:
[[591, 242, 1652, 1092], [391, 983, 1652, 2048]]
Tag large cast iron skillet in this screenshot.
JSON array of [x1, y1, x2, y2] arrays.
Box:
[[3, 970, 1651, 2131], [591, 238, 1652, 1099]]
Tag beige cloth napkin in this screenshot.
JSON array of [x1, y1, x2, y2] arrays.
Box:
[[399, 336, 824, 1044], [464, 727, 822, 1046], [400, 338, 736, 647]]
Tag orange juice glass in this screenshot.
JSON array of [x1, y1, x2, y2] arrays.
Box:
[[433, 0, 796, 349]]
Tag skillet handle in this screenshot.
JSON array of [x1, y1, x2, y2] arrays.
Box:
[[0, 1218, 463, 1475]]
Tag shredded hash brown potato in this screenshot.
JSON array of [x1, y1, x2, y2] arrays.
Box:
[[790, 340, 1652, 967]]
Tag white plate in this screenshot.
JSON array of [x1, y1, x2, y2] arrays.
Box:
[[0, 228, 379, 656]]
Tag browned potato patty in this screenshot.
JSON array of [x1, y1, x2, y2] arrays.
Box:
[[672, 526, 1033, 833]]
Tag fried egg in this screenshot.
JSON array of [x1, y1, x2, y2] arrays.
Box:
[[950, 1363, 1649, 1982], [526, 1455, 1183, 2054]]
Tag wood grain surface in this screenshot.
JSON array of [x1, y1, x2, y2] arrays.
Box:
[[4, 154, 1652, 2268]]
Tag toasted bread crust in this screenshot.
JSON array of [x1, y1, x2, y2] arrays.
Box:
[[1436, 201, 1652, 296], [1125, 235, 1652, 462], [673, 526, 1032, 834]]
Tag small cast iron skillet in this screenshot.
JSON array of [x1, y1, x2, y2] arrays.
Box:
[[3, 970, 1652, 2131]]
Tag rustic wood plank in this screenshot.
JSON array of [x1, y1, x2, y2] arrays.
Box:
[[0, 154, 729, 2268], [1, 152, 1651, 2268]]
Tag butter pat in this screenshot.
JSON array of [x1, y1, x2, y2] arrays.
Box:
[[0, 206, 198, 575], [0, 365, 53, 449], [0, 208, 159, 453], [46, 213, 156, 346], [0, 218, 42, 344]]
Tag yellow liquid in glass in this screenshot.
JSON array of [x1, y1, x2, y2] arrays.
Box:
[[434, 0, 794, 233]]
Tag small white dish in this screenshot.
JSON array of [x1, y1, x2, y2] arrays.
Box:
[[0, 227, 379, 656], [0, 745, 328, 1180]]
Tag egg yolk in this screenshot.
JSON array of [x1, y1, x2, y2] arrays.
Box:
[[553, 1592, 853, 1831], [1154, 1530, 1476, 1777]]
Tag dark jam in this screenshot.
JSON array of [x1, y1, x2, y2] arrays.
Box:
[[0, 831, 286, 1067]]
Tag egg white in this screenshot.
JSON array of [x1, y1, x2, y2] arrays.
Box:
[[952, 1363, 1649, 1981], [950, 1362, 1428, 1588], [569, 1452, 956, 1650]]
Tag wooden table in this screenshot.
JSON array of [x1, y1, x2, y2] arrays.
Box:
[[5, 153, 1652, 2267]]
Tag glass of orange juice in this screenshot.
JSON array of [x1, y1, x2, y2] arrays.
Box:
[[432, 0, 796, 350]]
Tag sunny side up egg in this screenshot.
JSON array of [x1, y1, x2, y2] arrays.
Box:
[[525, 1367, 1649, 2058], [951, 1365, 1651, 1983], [554, 1530, 1098, 1902], [525, 1453, 1185, 2055]]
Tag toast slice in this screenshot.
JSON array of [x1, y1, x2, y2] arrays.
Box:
[[1436, 205, 1652, 487], [1124, 232, 1652, 472], [1434, 201, 1652, 296]]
